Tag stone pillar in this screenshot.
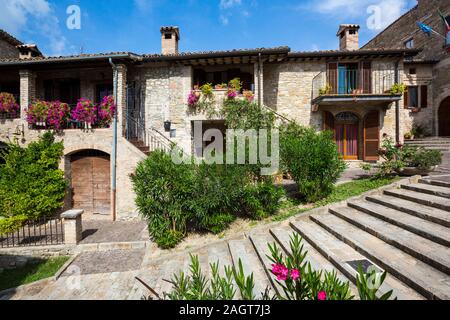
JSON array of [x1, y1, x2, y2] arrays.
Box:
[[116, 64, 127, 136], [254, 61, 264, 106], [19, 70, 36, 120], [61, 209, 84, 245]]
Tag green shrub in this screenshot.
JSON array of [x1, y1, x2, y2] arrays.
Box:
[[132, 150, 195, 249], [0, 132, 67, 235], [280, 122, 346, 202], [132, 151, 284, 248]]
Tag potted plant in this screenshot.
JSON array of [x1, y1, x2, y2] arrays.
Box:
[[243, 90, 254, 102], [97, 95, 116, 128], [47, 101, 70, 130], [26, 100, 50, 128], [0, 92, 19, 118], [390, 83, 407, 95], [71, 98, 96, 129], [319, 84, 332, 95], [404, 131, 413, 140], [187, 91, 200, 107]]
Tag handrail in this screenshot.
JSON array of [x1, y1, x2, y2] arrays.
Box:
[[260, 104, 293, 124]]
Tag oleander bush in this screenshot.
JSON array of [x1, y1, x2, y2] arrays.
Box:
[[132, 151, 284, 249], [280, 122, 346, 202], [0, 132, 67, 235], [157, 233, 395, 300]]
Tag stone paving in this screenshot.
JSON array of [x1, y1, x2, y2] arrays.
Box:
[[81, 221, 148, 244]]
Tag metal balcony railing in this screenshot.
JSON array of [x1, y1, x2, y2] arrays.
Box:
[[312, 70, 395, 101]]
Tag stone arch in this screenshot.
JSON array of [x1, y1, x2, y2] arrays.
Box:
[[65, 145, 111, 157], [438, 96, 450, 137]]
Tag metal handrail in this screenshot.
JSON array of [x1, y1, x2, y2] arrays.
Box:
[[125, 114, 174, 153]]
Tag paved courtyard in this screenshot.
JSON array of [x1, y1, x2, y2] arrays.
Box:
[[81, 221, 148, 244]]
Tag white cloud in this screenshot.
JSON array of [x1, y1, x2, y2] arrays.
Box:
[[220, 15, 229, 26], [0, 0, 71, 56], [306, 0, 412, 30], [134, 0, 152, 11], [220, 0, 242, 10]]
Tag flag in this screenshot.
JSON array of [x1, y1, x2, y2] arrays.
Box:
[[417, 22, 433, 36]]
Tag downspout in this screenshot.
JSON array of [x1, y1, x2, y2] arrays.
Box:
[[258, 52, 262, 106], [395, 59, 400, 144], [109, 58, 118, 221]]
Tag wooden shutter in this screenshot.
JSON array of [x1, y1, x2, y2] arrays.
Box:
[[364, 110, 380, 161], [404, 88, 409, 108], [327, 63, 338, 94], [420, 85, 428, 108], [360, 61, 372, 94]]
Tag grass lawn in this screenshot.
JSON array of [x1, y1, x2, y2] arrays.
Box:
[[272, 177, 400, 222], [0, 256, 70, 292]]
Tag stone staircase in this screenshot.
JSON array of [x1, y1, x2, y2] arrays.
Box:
[[3, 176, 449, 300], [129, 176, 449, 301]]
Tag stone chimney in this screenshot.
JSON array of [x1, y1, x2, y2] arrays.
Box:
[[160, 26, 180, 55], [17, 44, 43, 59], [337, 24, 360, 51]]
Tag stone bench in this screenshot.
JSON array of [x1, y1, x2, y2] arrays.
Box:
[[61, 209, 84, 245]]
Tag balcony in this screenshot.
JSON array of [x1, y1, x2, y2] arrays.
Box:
[[311, 69, 402, 109]]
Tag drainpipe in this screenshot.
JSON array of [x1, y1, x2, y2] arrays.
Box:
[[109, 58, 118, 221], [395, 59, 400, 144], [258, 52, 262, 106]]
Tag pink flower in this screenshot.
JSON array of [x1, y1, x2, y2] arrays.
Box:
[[227, 89, 237, 99], [271, 263, 289, 281], [318, 291, 327, 301], [291, 269, 300, 281]]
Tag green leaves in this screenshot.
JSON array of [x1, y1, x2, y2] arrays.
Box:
[[0, 132, 67, 235], [356, 264, 395, 300], [280, 122, 346, 203]]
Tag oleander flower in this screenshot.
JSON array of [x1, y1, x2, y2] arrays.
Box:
[[271, 263, 289, 281], [291, 269, 300, 281], [318, 291, 327, 301]]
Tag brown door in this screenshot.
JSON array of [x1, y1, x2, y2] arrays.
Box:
[[71, 150, 111, 217], [335, 124, 359, 160], [364, 110, 380, 161], [439, 97, 450, 137]]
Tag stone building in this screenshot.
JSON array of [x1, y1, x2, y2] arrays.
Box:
[[363, 0, 450, 137], [0, 0, 448, 220]]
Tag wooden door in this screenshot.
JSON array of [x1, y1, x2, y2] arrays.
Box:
[[364, 110, 380, 161], [71, 151, 111, 217], [335, 124, 358, 160], [439, 97, 450, 137]]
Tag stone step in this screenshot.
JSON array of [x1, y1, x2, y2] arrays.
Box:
[[310, 213, 450, 300], [402, 183, 450, 199], [348, 200, 450, 247], [385, 189, 450, 211], [288, 220, 423, 300], [228, 239, 274, 298], [248, 231, 285, 297], [366, 195, 450, 228], [419, 178, 450, 188], [269, 226, 359, 298], [331, 205, 450, 274]]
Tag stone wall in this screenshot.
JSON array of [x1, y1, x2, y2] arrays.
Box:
[[0, 39, 19, 59], [363, 0, 449, 61]]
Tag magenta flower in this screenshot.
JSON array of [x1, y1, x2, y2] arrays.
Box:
[[0, 92, 19, 116], [227, 89, 237, 99], [291, 269, 300, 281], [271, 263, 289, 281], [318, 291, 327, 301], [187, 91, 199, 107]]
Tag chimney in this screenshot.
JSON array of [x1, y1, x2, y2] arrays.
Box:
[[160, 26, 180, 55], [17, 44, 43, 59], [337, 24, 360, 51]]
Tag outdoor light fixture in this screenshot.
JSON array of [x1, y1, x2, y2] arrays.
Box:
[[164, 120, 172, 132]]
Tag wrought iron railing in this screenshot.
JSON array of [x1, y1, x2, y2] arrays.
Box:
[[312, 70, 395, 101], [0, 215, 64, 248], [125, 114, 174, 153]]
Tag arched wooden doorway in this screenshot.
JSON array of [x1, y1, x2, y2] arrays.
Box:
[[439, 97, 450, 137], [70, 150, 111, 219]]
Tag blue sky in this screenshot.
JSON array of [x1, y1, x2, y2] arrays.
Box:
[[0, 0, 418, 56]]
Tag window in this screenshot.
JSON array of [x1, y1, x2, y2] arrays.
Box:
[[404, 38, 414, 49], [409, 68, 417, 75], [95, 83, 113, 104], [349, 30, 356, 35], [405, 85, 428, 109], [164, 33, 172, 39]]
